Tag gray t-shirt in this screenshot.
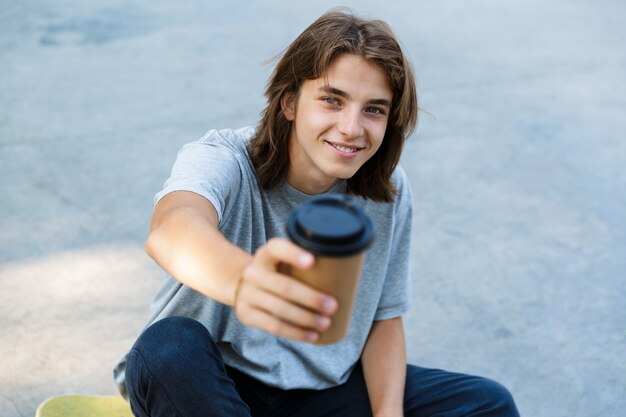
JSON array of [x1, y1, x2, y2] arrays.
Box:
[[115, 126, 412, 393]]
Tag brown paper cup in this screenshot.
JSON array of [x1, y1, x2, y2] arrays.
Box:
[[286, 194, 374, 344], [289, 253, 366, 344]]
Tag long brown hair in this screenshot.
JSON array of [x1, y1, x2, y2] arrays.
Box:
[[248, 9, 418, 202]]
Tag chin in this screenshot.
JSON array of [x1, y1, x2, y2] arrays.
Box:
[[332, 170, 359, 181], [322, 163, 362, 182]]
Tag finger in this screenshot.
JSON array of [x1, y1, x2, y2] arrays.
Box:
[[242, 283, 331, 332], [256, 237, 315, 269], [237, 302, 320, 343], [245, 263, 338, 315]]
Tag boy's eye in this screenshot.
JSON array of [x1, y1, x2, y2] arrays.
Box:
[[366, 107, 384, 115], [322, 97, 339, 105]]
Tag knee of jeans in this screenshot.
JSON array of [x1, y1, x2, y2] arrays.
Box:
[[470, 376, 518, 413], [130, 317, 214, 375]]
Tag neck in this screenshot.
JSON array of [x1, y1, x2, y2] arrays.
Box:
[[286, 171, 338, 195]]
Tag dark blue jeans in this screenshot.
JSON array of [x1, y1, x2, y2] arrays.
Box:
[[125, 317, 519, 417]]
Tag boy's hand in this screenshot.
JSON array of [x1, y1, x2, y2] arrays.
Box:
[[234, 238, 338, 343]]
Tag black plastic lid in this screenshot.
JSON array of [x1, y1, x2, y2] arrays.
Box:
[[287, 194, 374, 256]]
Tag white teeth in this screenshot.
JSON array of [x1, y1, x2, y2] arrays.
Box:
[[331, 143, 358, 153]]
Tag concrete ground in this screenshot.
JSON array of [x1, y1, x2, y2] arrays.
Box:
[[1, 1, 625, 416]]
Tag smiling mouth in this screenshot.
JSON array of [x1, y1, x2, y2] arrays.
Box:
[[326, 141, 364, 154]]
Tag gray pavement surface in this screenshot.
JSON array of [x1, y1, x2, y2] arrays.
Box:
[[1, 1, 625, 416]]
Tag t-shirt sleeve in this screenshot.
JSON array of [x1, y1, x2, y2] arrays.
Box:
[[153, 130, 242, 224], [374, 167, 413, 320]]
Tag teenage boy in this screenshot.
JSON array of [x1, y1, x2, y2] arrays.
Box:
[[115, 9, 519, 417]]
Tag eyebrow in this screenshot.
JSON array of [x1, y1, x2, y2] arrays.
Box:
[[318, 86, 392, 108]]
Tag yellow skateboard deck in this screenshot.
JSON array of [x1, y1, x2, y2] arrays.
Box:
[[35, 395, 133, 417]]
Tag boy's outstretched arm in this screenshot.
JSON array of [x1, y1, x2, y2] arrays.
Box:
[[145, 190, 336, 343]]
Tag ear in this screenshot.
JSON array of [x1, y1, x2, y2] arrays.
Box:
[[281, 93, 296, 121]]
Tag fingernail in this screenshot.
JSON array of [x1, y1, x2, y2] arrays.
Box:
[[322, 297, 337, 313], [316, 316, 331, 329], [298, 252, 314, 266], [306, 332, 319, 343]]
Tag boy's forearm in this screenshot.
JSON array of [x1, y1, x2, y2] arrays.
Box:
[[361, 317, 407, 417], [146, 206, 251, 306]]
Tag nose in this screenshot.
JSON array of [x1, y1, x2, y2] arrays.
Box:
[[337, 108, 364, 138]]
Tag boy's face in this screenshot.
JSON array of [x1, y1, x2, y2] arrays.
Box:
[[283, 54, 392, 194]]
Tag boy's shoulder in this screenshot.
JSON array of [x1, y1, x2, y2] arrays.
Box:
[[182, 126, 256, 166], [391, 165, 412, 204], [197, 126, 256, 147]]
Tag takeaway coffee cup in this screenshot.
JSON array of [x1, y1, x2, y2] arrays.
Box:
[[286, 194, 374, 344]]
